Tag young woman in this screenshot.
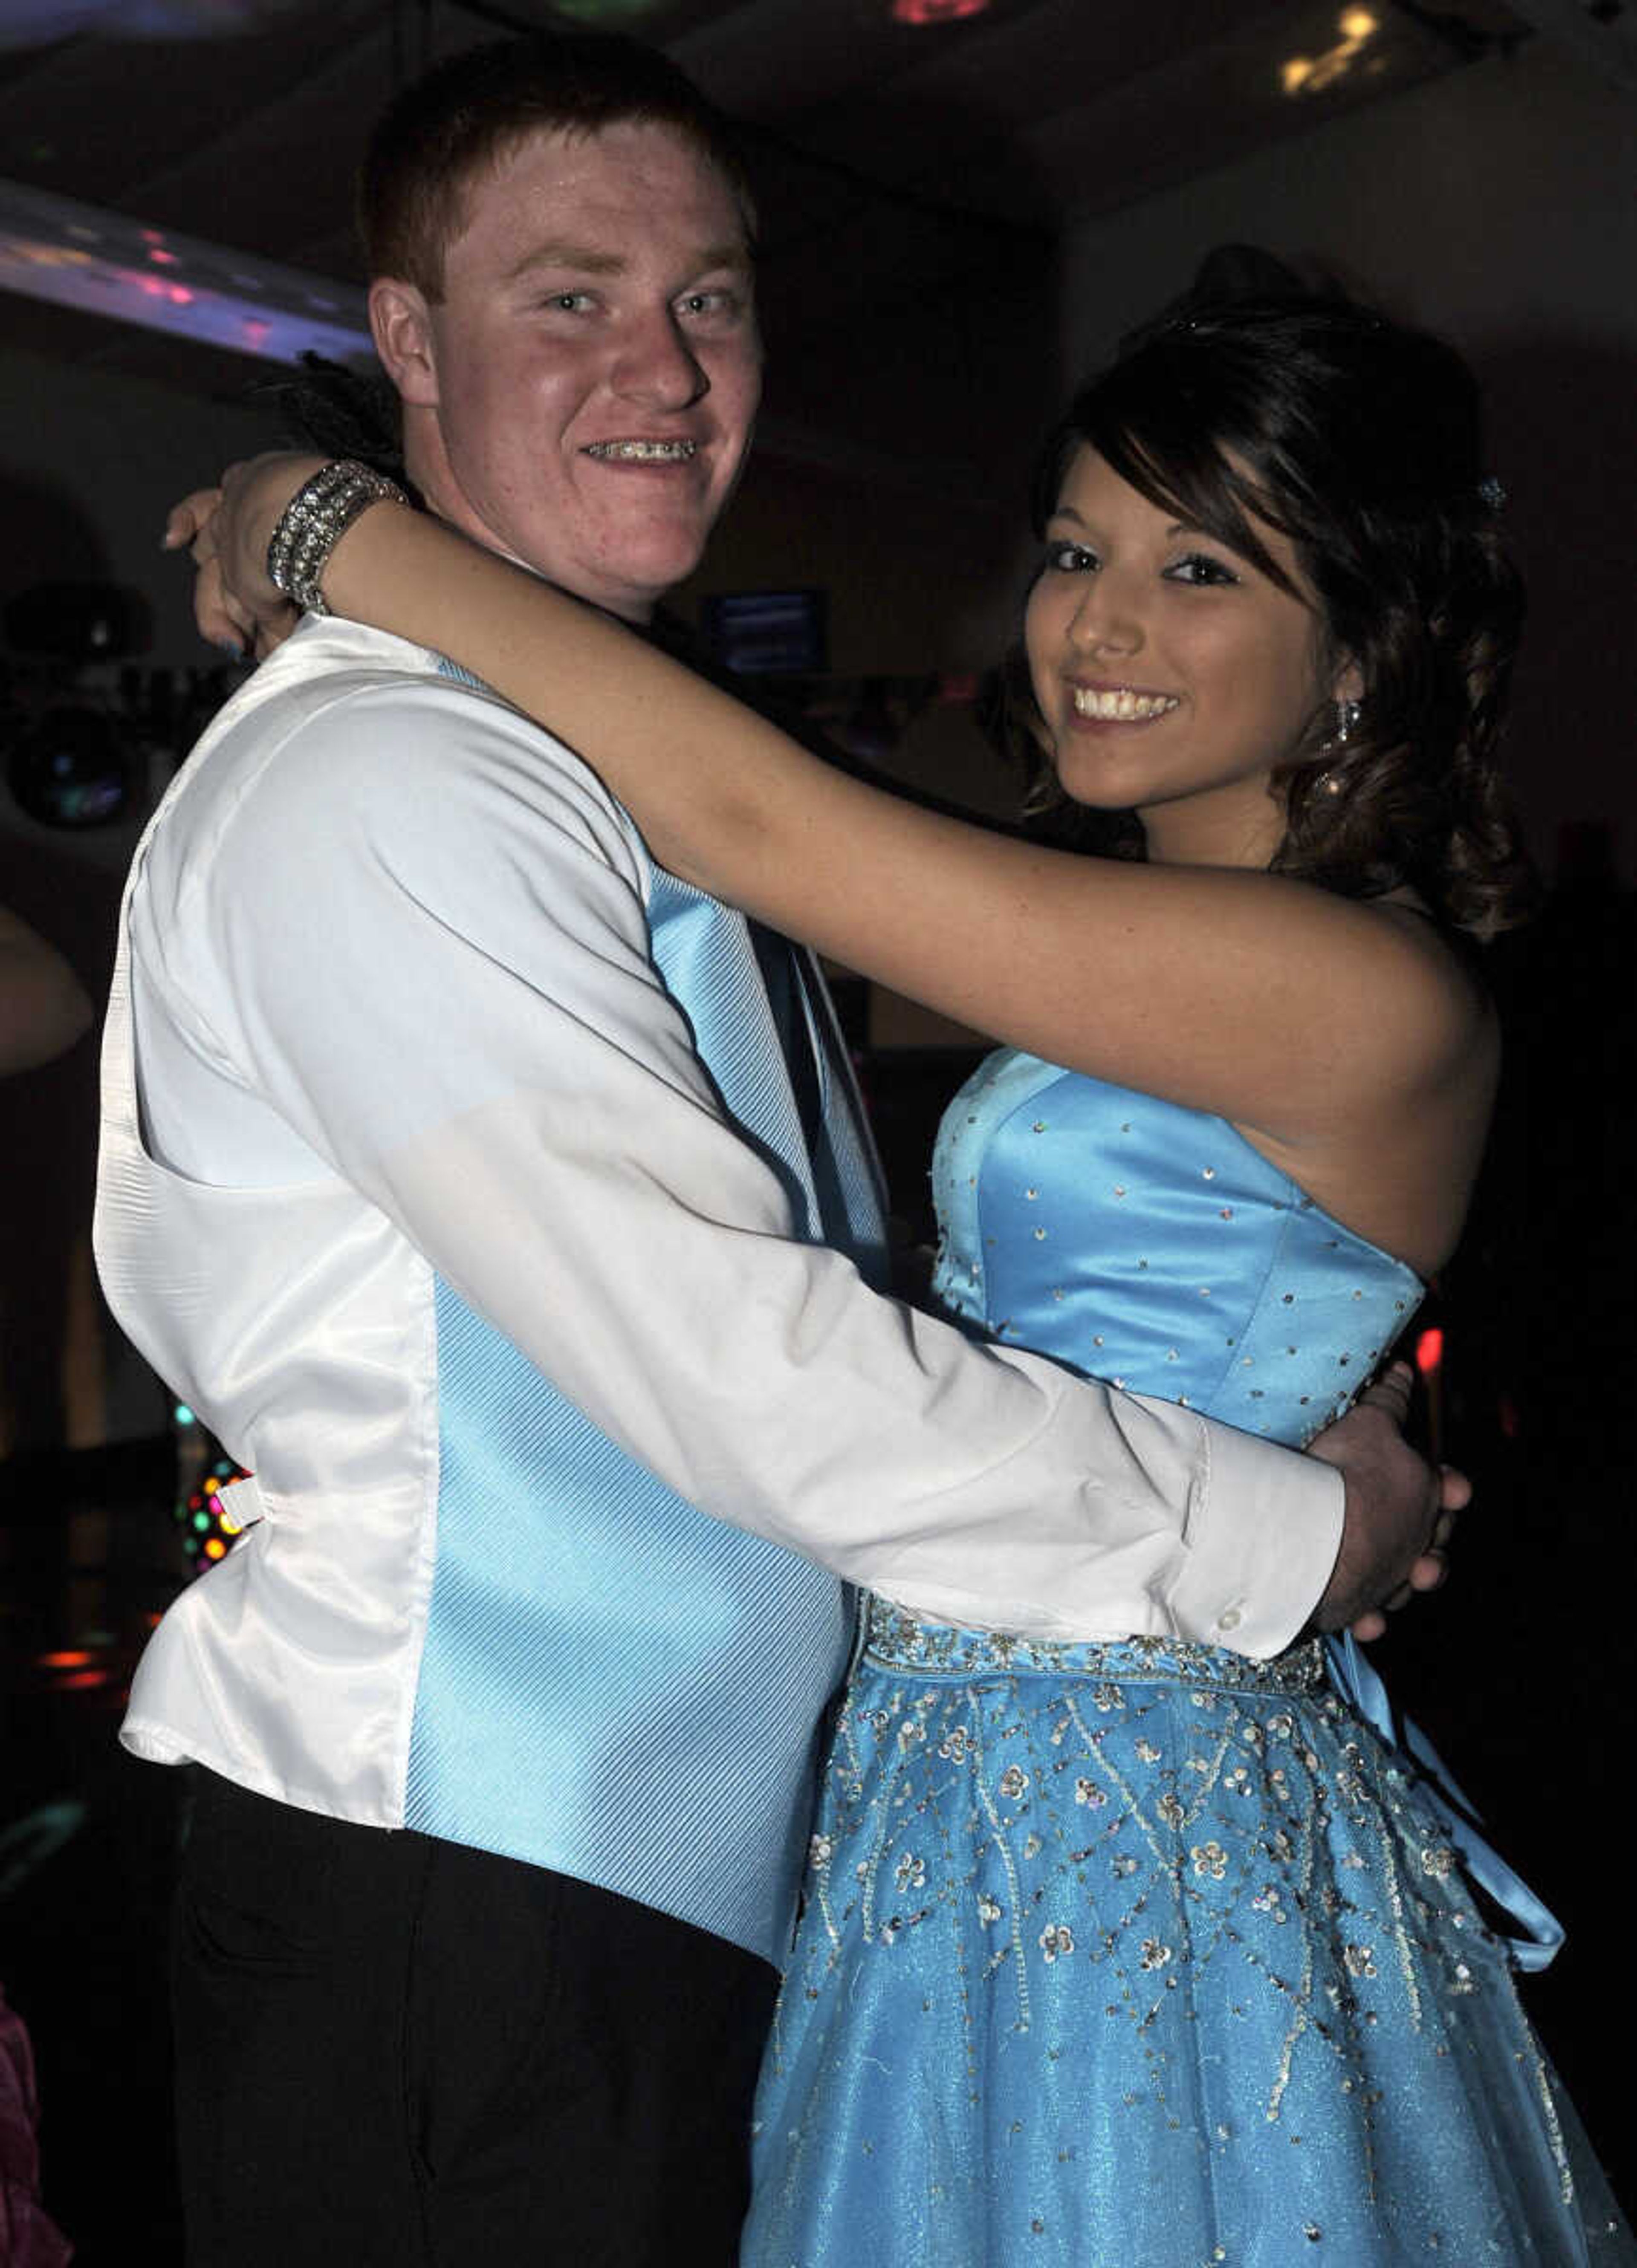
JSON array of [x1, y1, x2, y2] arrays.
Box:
[[178, 295, 1630, 2259]]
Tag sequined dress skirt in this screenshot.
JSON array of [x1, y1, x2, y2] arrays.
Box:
[[742, 1604, 1632, 2266]]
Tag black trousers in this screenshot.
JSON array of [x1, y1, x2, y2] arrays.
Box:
[[172, 1770, 778, 2267]]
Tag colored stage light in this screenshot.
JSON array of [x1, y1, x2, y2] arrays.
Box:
[[892, 0, 989, 21], [0, 178, 372, 369]]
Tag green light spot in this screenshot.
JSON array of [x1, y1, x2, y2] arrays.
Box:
[[549, 0, 666, 20]]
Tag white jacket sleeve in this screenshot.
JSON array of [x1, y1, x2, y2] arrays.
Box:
[[160, 668, 1342, 1654]]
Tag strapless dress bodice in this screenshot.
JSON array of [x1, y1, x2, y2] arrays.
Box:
[[931, 1049, 1423, 1447]]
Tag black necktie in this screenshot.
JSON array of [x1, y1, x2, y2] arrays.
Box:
[[748, 920, 822, 1151]]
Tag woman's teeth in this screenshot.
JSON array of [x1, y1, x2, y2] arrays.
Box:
[[1071, 687, 1179, 721]]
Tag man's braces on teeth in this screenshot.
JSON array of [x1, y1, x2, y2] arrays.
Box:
[[585, 439, 698, 461]]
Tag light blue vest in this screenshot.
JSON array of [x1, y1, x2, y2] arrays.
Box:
[[402, 858, 889, 1964]]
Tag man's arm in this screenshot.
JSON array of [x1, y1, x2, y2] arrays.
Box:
[[152, 654, 1432, 1652], [1310, 1361, 1458, 1638], [0, 905, 92, 1074]]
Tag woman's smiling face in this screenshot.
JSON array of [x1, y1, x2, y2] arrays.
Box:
[[1025, 443, 1354, 868]]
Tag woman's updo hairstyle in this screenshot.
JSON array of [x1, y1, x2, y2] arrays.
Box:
[[1019, 261, 1533, 937]]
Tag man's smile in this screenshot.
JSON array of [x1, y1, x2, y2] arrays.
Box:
[[584, 438, 699, 461]]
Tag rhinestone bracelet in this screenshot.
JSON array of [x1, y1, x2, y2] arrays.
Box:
[[265, 459, 409, 618]]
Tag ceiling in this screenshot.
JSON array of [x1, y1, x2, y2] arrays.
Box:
[[0, 0, 1605, 472]]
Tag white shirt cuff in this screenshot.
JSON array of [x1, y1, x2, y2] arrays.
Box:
[[1168, 1417, 1343, 1658]]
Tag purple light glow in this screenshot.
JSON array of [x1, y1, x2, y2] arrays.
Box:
[[891, 0, 989, 22], [0, 176, 372, 369]]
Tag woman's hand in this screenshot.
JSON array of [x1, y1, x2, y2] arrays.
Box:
[[163, 453, 327, 660]]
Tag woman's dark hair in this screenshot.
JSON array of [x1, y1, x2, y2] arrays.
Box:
[[1011, 282, 1533, 937], [262, 354, 408, 485]]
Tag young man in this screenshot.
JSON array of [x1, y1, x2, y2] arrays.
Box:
[[97, 33, 1450, 2265]]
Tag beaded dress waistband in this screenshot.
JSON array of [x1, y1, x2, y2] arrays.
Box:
[[863, 1597, 1328, 1692]]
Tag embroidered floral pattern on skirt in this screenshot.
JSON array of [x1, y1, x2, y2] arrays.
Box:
[[745, 1607, 1632, 2265]]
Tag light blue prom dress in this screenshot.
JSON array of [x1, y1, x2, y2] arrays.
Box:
[[743, 1052, 1632, 2265]]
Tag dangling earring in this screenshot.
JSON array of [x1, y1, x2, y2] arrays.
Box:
[[1313, 697, 1360, 797]]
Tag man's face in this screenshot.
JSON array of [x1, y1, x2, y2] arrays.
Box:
[[374, 121, 761, 622]]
